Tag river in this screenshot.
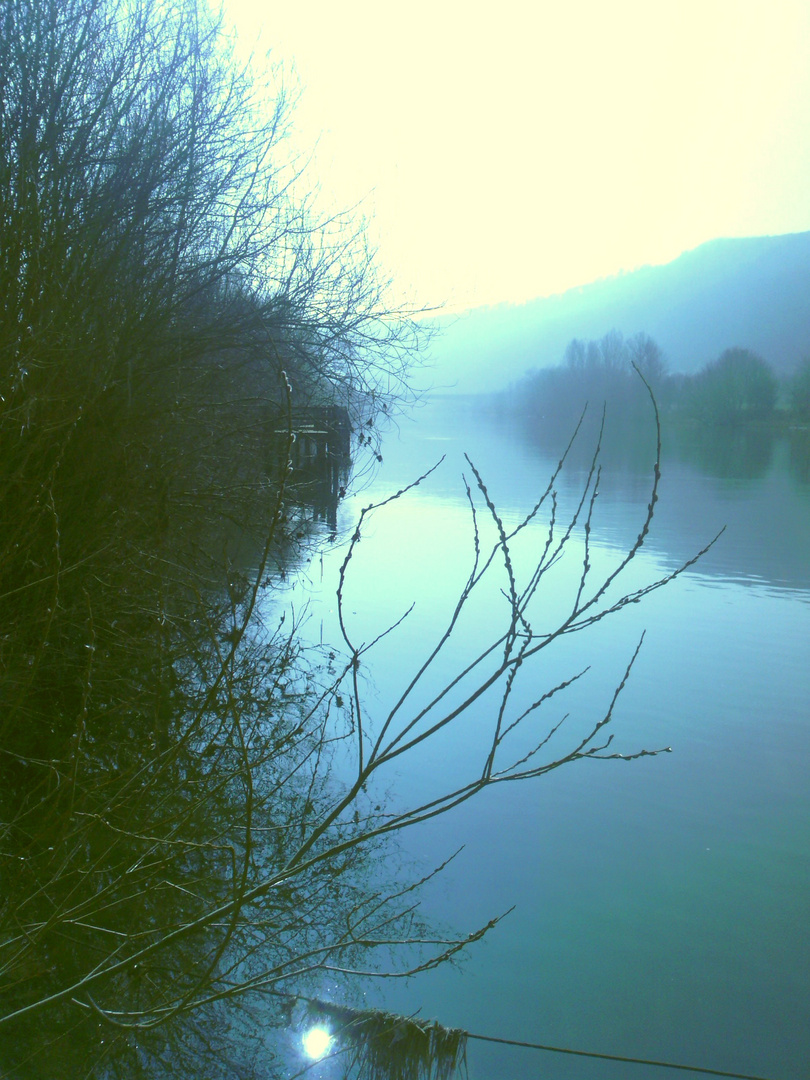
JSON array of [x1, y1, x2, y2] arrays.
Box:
[[290, 394, 810, 1080]]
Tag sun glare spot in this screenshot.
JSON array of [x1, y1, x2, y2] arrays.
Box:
[[303, 1026, 333, 1059]]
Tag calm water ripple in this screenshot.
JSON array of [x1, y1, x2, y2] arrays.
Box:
[[294, 397, 810, 1080]]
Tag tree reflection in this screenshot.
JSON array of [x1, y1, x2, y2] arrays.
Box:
[[0, 0, 422, 1070], [787, 427, 810, 487], [668, 422, 776, 480], [3, 361, 713, 1079], [0, 533, 419, 1078], [0, 343, 367, 1078]]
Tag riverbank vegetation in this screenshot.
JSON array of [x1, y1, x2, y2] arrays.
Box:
[[0, 0, 418, 1071], [1, 2, 712, 1077], [505, 330, 810, 436]]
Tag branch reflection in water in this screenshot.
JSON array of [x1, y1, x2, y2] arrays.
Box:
[[1, 393, 710, 1078]]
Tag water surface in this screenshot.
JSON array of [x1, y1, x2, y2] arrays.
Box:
[[294, 396, 810, 1080]]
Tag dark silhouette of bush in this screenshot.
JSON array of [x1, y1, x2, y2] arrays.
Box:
[[690, 347, 778, 425], [790, 357, 810, 421]]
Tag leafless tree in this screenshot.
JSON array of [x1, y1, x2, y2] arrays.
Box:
[[0, 0, 420, 766], [0, 382, 717, 1078], [626, 332, 668, 391], [0, 2, 714, 1076]]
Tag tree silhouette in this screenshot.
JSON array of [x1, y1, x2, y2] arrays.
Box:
[[0, 2, 714, 1076], [1, 383, 717, 1077], [691, 347, 778, 424]]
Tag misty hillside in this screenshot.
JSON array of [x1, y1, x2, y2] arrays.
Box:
[[423, 231, 810, 394]]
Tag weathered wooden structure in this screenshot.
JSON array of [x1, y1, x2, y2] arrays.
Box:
[[278, 404, 351, 469], [271, 403, 352, 534]]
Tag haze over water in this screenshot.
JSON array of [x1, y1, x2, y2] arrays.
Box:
[[293, 395, 810, 1080]]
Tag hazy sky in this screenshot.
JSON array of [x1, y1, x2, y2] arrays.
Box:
[[226, 0, 810, 310]]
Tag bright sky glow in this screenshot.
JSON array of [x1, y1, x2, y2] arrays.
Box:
[[226, 0, 810, 310], [302, 1026, 333, 1059]]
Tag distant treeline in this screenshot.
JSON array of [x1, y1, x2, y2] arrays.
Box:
[[507, 330, 810, 432]]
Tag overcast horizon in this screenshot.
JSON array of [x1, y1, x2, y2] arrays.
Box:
[[226, 1, 810, 312]]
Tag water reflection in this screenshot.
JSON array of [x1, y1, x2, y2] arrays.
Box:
[[668, 421, 776, 480], [2, 571, 343, 1077], [310, 395, 810, 1080], [5, 389, 809, 1079], [0, 417, 395, 1080], [270, 405, 352, 539], [470, 397, 810, 595], [787, 426, 810, 486]]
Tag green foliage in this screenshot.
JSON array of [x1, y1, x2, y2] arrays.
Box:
[[506, 336, 787, 439], [690, 347, 778, 425], [503, 331, 669, 448], [790, 357, 810, 420]]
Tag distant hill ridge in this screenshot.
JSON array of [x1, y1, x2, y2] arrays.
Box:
[[425, 231, 810, 394]]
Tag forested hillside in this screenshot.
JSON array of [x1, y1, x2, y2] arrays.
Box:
[[427, 231, 810, 393]]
